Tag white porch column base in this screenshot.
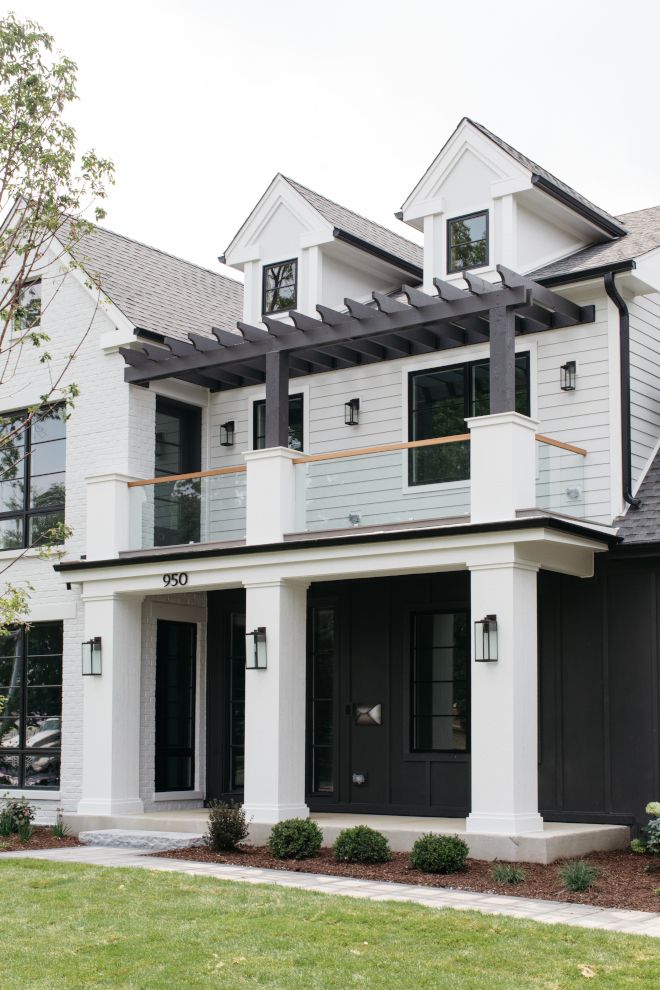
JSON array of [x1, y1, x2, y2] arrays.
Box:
[[244, 447, 297, 544], [77, 593, 144, 817], [466, 412, 538, 523], [85, 473, 135, 558], [467, 557, 543, 836], [243, 579, 309, 823]]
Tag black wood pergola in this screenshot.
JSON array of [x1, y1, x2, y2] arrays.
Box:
[[121, 266, 594, 448]]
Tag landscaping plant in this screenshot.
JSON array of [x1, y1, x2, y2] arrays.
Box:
[[205, 800, 250, 851], [0, 795, 35, 835], [559, 860, 598, 892], [268, 818, 323, 860], [410, 833, 469, 874], [491, 862, 526, 885], [332, 826, 390, 864], [51, 809, 71, 840], [631, 801, 660, 856]]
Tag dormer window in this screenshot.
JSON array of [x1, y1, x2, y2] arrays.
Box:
[[14, 280, 41, 333], [263, 259, 297, 314], [447, 211, 488, 274]]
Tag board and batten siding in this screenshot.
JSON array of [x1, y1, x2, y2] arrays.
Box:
[[628, 292, 660, 490], [206, 289, 615, 535]]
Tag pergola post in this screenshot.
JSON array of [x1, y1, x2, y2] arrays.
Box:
[[265, 350, 290, 448], [489, 305, 517, 413]]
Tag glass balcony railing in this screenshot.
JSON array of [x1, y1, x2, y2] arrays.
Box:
[[127, 466, 247, 550], [535, 434, 587, 518], [293, 436, 471, 533]]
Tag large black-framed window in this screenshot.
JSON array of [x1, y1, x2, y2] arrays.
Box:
[[262, 259, 297, 314], [308, 605, 337, 795], [410, 610, 468, 753], [0, 405, 66, 551], [155, 620, 197, 793], [0, 622, 63, 789], [447, 211, 488, 274], [154, 398, 201, 546], [253, 393, 304, 452], [408, 352, 530, 486]]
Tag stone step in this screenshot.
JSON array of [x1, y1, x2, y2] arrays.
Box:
[[78, 829, 205, 851]]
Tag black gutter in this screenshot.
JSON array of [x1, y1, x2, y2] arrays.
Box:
[[604, 271, 641, 509], [531, 174, 627, 239], [54, 515, 617, 574], [332, 228, 423, 280], [536, 259, 634, 289]]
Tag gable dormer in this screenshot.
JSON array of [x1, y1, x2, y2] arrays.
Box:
[[223, 174, 422, 325], [399, 118, 626, 290]]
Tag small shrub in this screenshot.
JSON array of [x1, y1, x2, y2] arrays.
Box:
[[491, 862, 526, 885], [559, 860, 598, 892], [333, 826, 390, 864], [268, 818, 322, 860], [643, 818, 660, 856], [206, 800, 250, 851], [630, 838, 647, 854], [0, 794, 35, 835], [410, 833, 469, 874], [17, 820, 33, 844], [51, 821, 71, 839]]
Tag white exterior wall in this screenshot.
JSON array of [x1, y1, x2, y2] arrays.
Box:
[[628, 292, 660, 489]]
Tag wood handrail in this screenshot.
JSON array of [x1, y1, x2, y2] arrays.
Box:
[[127, 464, 247, 488], [535, 434, 587, 457], [291, 434, 471, 465]]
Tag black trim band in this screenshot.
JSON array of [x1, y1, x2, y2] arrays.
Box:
[[332, 228, 423, 279]]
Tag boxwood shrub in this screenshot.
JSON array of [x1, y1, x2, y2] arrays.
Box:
[[410, 833, 469, 874], [333, 825, 390, 864], [268, 818, 323, 860]]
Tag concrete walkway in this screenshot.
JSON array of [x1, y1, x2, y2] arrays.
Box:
[[2, 845, 660, 938]]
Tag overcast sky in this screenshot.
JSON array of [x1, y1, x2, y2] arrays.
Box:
[[6, 0, 660, 275]]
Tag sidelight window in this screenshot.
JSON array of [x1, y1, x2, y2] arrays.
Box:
[[411, 611, 468, 753], [155, 620, 197, 792], [309, 606, 336, 794]]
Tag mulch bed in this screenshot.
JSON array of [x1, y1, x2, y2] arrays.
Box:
[[156, 845, 660, 913], [0, 826, 80, 853]]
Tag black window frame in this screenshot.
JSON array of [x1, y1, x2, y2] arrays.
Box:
[[446, 210, 489, 274], [407, 352, 531, 487], [14, 279, 42, 334], [409, 608, 470, 755], [262, 259, 298, 315], [155, 620, 197, 793], [307, 603, 338, 797], [252, 393, 304, 452], [154, 397, 202, 547], [0, 622, 63, 790], [0, 405, 66, 551]]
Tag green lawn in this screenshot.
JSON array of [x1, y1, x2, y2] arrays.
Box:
[[1, 860, 658, 989]]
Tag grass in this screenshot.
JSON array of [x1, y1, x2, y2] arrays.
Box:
[[1, 860, 659, 989]]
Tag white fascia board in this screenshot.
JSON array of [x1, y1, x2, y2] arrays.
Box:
[[401, 195, 446, 224], [62, 525, 612, 599], [625, 248, 660, 294], [491, 176, 532, 198]]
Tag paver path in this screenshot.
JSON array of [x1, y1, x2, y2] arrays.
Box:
[[3, 845, 660, 938]]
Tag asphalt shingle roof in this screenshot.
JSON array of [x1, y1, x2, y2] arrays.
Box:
[[617, 450, 660, 544], [283, 176, 423, 272], [62, 221, 243, 341]]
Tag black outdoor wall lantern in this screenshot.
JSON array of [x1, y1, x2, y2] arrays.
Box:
[[474, 615, 498, 662], [560, 361, 577, 391], [81, 636, 102, 676], [245, 627, 267, 669], [220, 420, 235, 446], [344, 398, 360, 425]]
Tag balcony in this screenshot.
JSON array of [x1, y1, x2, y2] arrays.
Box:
[[121, 421, 588, 553]]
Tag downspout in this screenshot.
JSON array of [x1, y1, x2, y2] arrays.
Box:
[[604, 271, 641, 507]]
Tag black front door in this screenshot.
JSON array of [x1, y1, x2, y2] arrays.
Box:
[[155, 620, 197, 793], [206, 589, 246, 802], [307, 574, 471, 816]]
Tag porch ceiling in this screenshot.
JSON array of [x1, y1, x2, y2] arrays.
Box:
[[120, 266, 596, 390]]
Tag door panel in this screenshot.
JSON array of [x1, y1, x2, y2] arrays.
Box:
[[155, 620, 197, 793]]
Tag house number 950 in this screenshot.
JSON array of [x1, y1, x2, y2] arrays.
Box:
[[162, 573, 189, 587]]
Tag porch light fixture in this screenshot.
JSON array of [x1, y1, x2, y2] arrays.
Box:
[[560, 361, 577, 391], [220, 420, 235, 446], [245, 627, 267, 669], [344, 398, 360, 425], [81, 637, 102, 676], [474, 615, 498, 662]]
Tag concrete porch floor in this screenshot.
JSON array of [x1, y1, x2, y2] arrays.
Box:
[[63, 809, 630, 864]]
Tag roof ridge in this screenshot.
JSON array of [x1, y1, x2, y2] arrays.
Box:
[[282, 175, 423, 250]]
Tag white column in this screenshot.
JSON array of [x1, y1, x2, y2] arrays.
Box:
[[85, 473, 135, 559], [243, 579, 309, 823], [467, 558, 543, 835], [245, 447, 298, 543], [467, 412, 538, 523], [77, 593, 144, 816]]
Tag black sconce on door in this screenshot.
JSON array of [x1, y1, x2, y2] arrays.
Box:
[[560, 361, 576, 391], [220, 420, 235, 446], [245, 627, 267, 669], [344, 398, 360, 425], [81, 637, 102, 676], [474, 615, 498, 662]]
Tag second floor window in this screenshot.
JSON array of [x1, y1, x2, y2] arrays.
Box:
[[408, 353, 530, 486], [263, 260, 297, 314], [13, 281, 41, 334], [154, 398, 201, 546], [0, 406, 66, 551], [447, 211, 488, 273], [253, 394, 304, 451]]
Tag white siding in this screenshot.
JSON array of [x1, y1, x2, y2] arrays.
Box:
[[628, 293, 660, 488]]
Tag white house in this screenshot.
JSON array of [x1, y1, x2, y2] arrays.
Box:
[[2, 118, 660, 861]]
